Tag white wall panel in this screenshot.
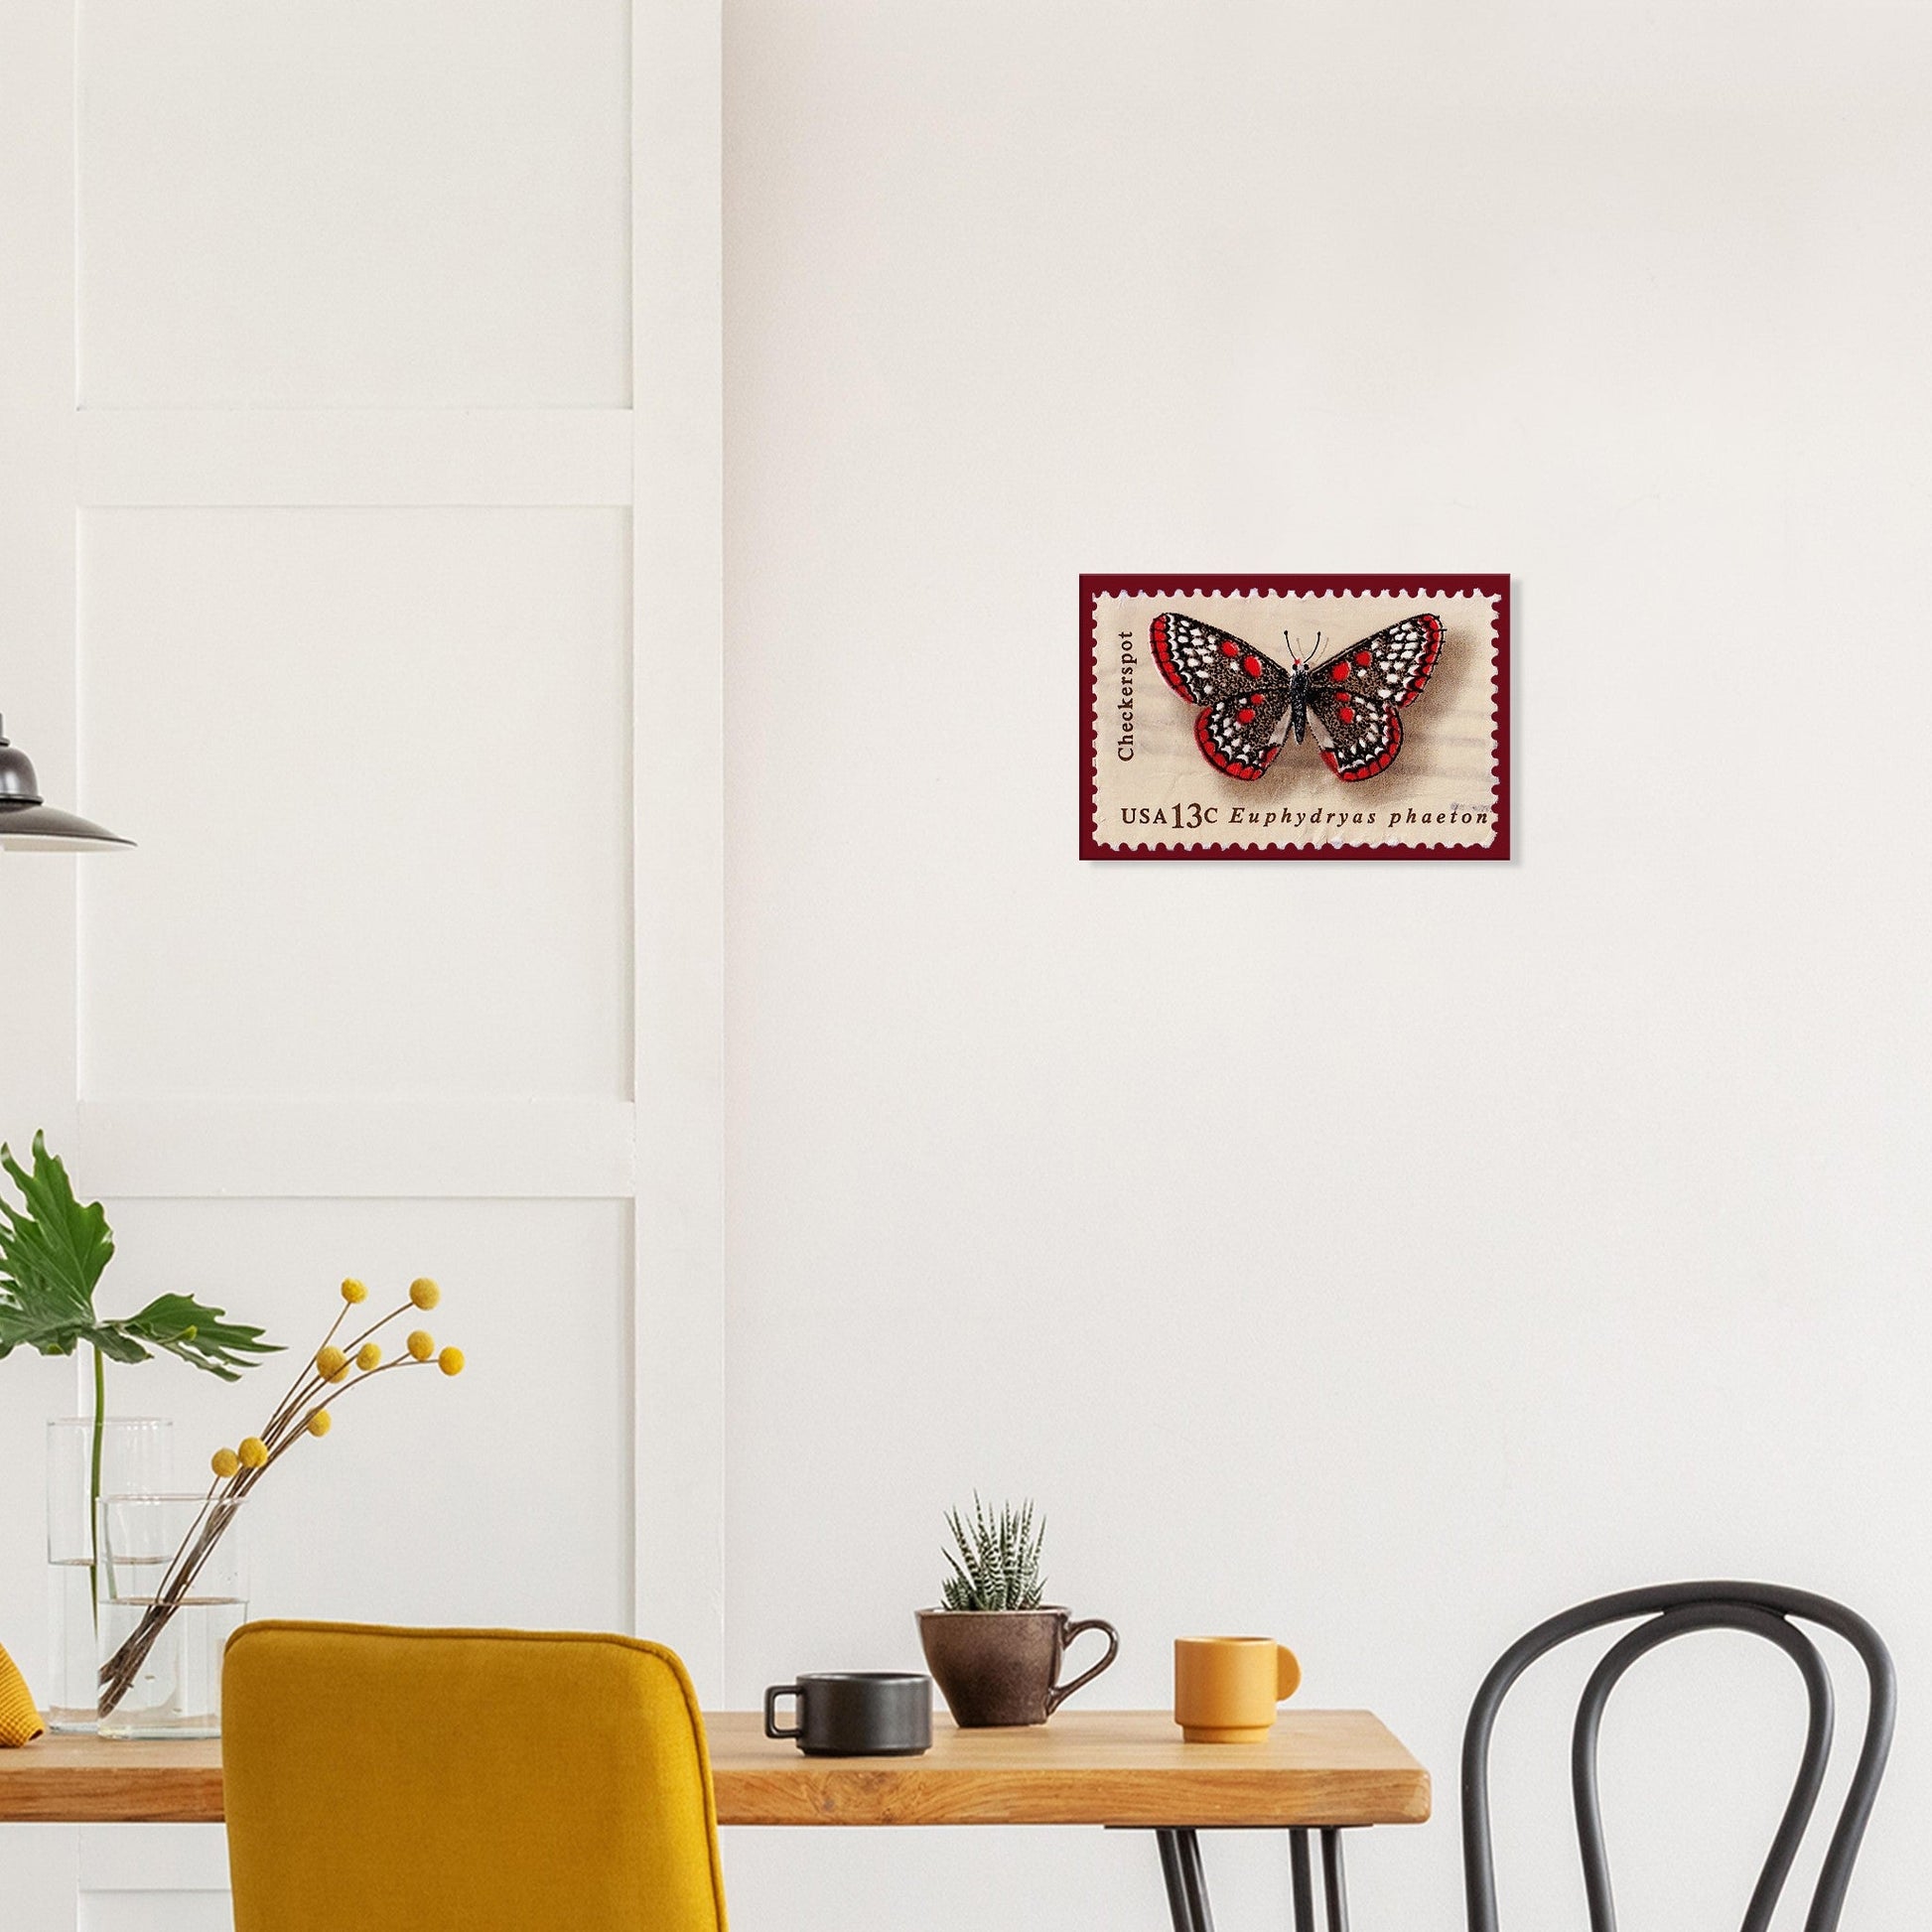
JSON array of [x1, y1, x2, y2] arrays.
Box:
[[0, 23, 83, 1910], [74, 1098, 635, 1199], [0, 0, 70, 406], [5, 0, 728, 1923], [79, 1825, 226, 1891], [76, 506, 631, 1100], [77, 1896, 228, 1932], [78, 411, 635, 509], [7, 1827, 79, 1932], [78, 0, 631, 408], [630, 0, 726, 1695], [77, 1820, 226, 1914]]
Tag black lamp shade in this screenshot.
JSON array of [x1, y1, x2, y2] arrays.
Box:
[[0, 720, 133, 851]]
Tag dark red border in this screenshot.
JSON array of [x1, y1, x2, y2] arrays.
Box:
[[1079, 575, 1511, 862]]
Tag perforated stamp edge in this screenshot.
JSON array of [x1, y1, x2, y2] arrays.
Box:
[[1079, 575, 1511, 862]]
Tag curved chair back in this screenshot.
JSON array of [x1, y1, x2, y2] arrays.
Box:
[[224, 1621, 729, 1932], [1462, 1582, 1893, 1932]]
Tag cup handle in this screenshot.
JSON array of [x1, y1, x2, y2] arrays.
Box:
[[763, 1683, 803, 1739], [1277, 1645, 1302, 1701], [1046, 1617, 1121, 1714]]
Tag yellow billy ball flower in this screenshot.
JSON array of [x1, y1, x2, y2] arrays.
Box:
[[238, 1437, 269, 1470], [409, 1277, 441, 1311], [341, 1277, 368, 1305], [316, 1344, 348, 1379], [210, 1448, 240, 1479], [356, 1342, 382, 1371], [407, 1329, 435, 1362], [308, 1411, 333, 1438], [438, 1347, 465, 1377]]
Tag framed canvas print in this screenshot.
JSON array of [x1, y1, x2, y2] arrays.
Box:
[[1081, 575, 1510, 861]]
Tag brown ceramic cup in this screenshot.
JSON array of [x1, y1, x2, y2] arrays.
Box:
[[915, 1606, 1120, 1727]]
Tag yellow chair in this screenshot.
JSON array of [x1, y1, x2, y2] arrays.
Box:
[[223, 1621, 728, 1932]]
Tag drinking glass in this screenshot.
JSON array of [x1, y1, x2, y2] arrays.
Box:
[[44, 1417, 172, 1732], [95, 1490, 247, 1739]]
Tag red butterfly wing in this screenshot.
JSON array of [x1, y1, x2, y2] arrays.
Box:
[[1195, 688, 1294, 781], [1150, 613, 1290, 705], [1303, 614, 1443, 781], [1151, 613, 1295, 778]]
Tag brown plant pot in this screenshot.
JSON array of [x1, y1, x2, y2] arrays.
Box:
[[915, 1606, 1119, 1727]]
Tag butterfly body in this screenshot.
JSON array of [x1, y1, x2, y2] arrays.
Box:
[[1285, 662, 1311, 748], [1149, 610, 1443, 782]]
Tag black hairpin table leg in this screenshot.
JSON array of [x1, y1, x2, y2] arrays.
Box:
[[1156, 1828, 1216, 1932], [1320, 1830, 1350, 1932], [1156, 1825, 1352, 1932], [1290, 1829, 1316, 1932]]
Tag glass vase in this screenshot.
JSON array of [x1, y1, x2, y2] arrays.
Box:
[[44, 1417, 172, 1733], [96, 1490, 247, 1739]]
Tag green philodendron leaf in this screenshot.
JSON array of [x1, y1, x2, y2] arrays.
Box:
[[0, 1133, 135, 1362], [113, 1294, 281, 1382], [88, 1326, 156, 1366], [0, 1133, 111, 1357], [0, 1133, 279, 1379], [0, 1308, 88, 1359]]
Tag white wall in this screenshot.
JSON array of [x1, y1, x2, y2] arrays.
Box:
[[720, 2, 1930, 1929]]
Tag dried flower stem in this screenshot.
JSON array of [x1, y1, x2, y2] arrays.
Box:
[[96, 1285, 458, 1720]]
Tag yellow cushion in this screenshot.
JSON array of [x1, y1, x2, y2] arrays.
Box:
[[0, 1640, 44, 1746], [222, 1621, 728, 1932]]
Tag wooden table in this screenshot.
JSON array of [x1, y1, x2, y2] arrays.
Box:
[[0, 1710, 1430, 1932]]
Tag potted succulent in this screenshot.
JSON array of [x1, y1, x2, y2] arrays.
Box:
[[915, 1496, 1119, 1727]]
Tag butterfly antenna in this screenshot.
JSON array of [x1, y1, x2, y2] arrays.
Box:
[[1284, 628, 1300, 668]]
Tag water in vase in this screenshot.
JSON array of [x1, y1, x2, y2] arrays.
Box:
[[97, 1591, 248, 1739]]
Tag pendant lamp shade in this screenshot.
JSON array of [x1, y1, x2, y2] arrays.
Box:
[[0, 717, 133, 851]]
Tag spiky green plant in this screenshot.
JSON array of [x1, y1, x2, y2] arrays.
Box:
[[940, 1494, 1046, 1610]]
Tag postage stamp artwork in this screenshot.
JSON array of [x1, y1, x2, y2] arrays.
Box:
[[1082, 576, 1510, 860]]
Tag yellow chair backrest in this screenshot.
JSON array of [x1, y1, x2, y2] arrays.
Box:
[[223, 1621, 728, 1932]]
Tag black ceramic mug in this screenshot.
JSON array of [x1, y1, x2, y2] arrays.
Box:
[[762, 1672, 933, 1755]]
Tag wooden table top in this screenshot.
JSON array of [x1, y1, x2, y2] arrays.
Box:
[[0, 1709, 1430, 1830]]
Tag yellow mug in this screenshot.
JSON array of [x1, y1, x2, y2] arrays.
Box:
[[1173, 1635, 1303, 1742]]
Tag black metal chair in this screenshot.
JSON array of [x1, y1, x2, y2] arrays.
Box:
[[1462, 1582, 1895, 1932]]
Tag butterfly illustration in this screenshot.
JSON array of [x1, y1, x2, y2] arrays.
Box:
[[1149, 611, 1443, 781]]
